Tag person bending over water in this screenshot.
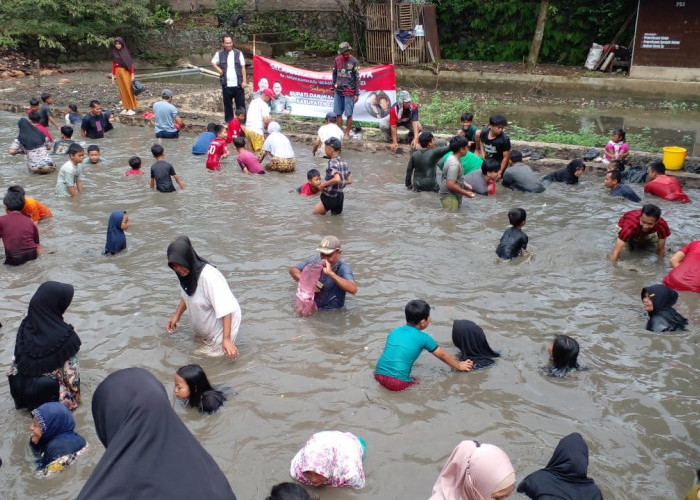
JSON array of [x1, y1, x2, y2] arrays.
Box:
[[611, 204, 670, 263], [452, 320, 500, 370], [641, 284, 688, 332], [430, 440, 515, 500], [663, 240, 700, 293], [174, 364, 226, 414], [374, 300, 472, 391], [30, 402, 87, 476], [77, 368, 237, 499], [542, 159, 585, 185], [290, 431, 366, 489], [166, 236, 242, 360], [517, 432, 603, 499], [547, 334, 580, 378]]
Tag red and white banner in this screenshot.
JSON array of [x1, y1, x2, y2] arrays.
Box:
[[253, 55, 396, 123]]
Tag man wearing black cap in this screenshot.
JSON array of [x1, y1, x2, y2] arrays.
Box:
[[332, 42, 359, 139], [153, 89, 184, 139], [289, 235, 357, 310], [312, 137, 352, 215], [312, 112, 344, 156]]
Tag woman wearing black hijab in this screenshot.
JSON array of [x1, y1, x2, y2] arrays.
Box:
[[542, 159, 585, 185], [111, 37, 137, 115], [517, 433, 603, 499], [8, 117, 55, 174], [641, 284, 688, 332], [166, 236, 242, 360], [451, 320, 500, 370], [8, 282, 82, 411], [77, 367, 237, 499]]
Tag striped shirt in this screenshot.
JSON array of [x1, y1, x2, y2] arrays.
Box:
[[617, 209, 670, 241]]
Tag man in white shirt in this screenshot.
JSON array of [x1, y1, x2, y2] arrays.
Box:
[[211, 34, 247, 123], [312, 112, 343, 156], [245, 88, 273, 152]]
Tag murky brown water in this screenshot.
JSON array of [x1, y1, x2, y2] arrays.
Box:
[[1, 109, 699, 499]]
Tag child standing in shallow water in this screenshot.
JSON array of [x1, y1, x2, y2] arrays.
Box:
[[205, 125, 229, 171], [313, 137, 352, 215], [374, 300, 473, 391], [496, 208, 528, 260]]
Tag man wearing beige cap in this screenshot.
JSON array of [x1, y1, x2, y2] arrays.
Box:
[[289, 236, 357, 310]]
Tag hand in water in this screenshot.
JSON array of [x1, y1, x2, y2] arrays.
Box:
[[222, 338, 238, 361], [166, 317, 178, 333], [458, 359, 473, 371]]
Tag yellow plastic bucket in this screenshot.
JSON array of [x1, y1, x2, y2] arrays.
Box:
[[663, 146, 687, 170]]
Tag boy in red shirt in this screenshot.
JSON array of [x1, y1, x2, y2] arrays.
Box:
[[226, 108, 246, 144], [206, 125, 229, 171], [297, 169, 322, 196]]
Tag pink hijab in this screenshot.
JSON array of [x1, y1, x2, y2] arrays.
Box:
[[430, 440, 515, 500]]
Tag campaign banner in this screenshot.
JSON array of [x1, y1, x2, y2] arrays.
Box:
[[253, 55, 396, 123]]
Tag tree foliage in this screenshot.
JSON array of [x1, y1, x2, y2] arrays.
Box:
[[436, 0, 637, 65], [0, 0, 154, 56]]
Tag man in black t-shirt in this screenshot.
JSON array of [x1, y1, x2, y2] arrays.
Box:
[[81, 100, 115, 139], [475, 114, 511, 179]]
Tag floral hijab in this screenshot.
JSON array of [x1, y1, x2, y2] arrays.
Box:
[[290, 431, 365, 489]]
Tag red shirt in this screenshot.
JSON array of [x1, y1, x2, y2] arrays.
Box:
[[226, 118, 242, 144], [206, 138, 228, 170], [297, 182, 319, 196], [125, 168, 144, 176], [0, 211, 39, 265], [663, 240, 700, 292], [617, 209, 671, 242], [35, 123, 53, 143], [644, 175, 690, 203], [389, 102, 419, 126]]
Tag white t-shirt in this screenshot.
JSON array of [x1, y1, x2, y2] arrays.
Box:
[[262, 132, 295, 159], [246, 98, 270, 136], [181, 264, 241, 355], [211, 50, 245, 87], [317, 123, 343, 145]]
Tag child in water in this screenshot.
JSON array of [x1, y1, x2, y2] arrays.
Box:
[[125, 156, 144, 176], [83, 144, 104, 165], [290, 430, 366, 489], [297, 169, 322, 196], [30, 402, 87, 476], [641, 284, 688, 332], [604, 128, 628, 165], [205, 124, 229, 171], [496, 208, 528, 260], [104, 210, 128, 255], [174, 364, 226, 413], [547, 334, 580, 377]]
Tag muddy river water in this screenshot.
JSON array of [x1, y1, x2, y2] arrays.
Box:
[[0, 109, 699, 499]]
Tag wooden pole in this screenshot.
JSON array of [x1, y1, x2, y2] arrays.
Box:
[[35, 59, 41, 88], [389, 0, 395, 66]]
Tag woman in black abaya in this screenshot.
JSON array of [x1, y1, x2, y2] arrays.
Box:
[[451, 320, 500, 370], [77, 367, 236, 499]]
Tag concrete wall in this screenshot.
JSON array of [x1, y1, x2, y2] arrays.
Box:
[[630, 65, 700, 83]]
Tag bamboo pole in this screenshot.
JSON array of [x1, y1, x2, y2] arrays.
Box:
[[389, 0, 395, 66]]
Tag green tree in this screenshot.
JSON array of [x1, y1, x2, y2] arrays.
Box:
[[0, 0, 153, 55]]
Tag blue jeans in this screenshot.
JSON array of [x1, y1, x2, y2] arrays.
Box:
[[333, 92, 355, 117], [155, 130, 179, 139]]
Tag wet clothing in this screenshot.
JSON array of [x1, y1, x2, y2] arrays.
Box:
[[502, 162, 546, 193], [226, 117, 243, 144], [11, 119, 55, 174], [52, 139, 74, 156], [320, 192, 344, 214], [322, 156, 351, 198], [463, 171, 489, 196], [616, 209, 670, 242], [431, 440, 515, 500], [206, 138, 228, 170], [663, 241, 700, 293], [375, 324, 438, 382], [167, 235, 208, 296], [192, 131, 215, 155], [496, 227, 528, 260], [77, 367, 237, 499], [439, 154, 466, 209], [30, 402, 86, 475], [150, 160, 177, 193], [543, 163, 582, 185], [81, 112, 113, 139], [17, 117, 48, 149], [0, 211, 40, 265], [8, 282, 81, 411], [262, 123, 296, 173], [153, 100, 179, 137], [517, 433, 603, 500], [437, 151, 483, 176], [642, 284, 688, 332], [22, 198, 52, 222], [610, 183, 641, 202], [65, 112, 82, 126], [405, 145, 450, 191], [236, 149, 265, 174], [479, 127, 511, 162], [297, 182, 319, 196], [451, 320, 500, 370], [125, 168, 143, 176], [644, 174, 690, 203], [294, 257, 355, 310], [39, 104, 53, 128], [290, 431, 365, 489], [104, 210, 127, 255]]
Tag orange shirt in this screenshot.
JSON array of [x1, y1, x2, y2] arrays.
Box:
[[22, 197, 52, 222]]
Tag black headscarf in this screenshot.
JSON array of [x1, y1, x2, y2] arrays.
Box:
[[77, 367, 237, 499], [167, 236, 209, 296], [17, 117, 47, 150], [543, 159, 584, 185], [642, 284, 688, 332], [112, 37, 134, 70], [517, 433, 603, 500], [13, 282, 81, 377], [451, 320, 500, 369]]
